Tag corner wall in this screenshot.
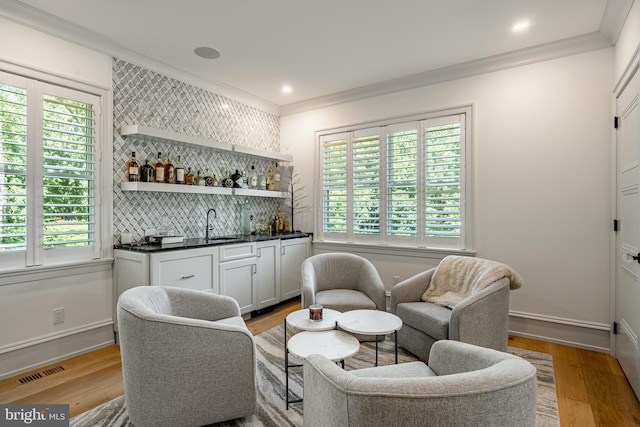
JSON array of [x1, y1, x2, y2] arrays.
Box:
[[282, 48, 614, 351]]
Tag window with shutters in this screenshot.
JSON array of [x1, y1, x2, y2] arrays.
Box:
[[317, 107, 470, 249], [0, 69, 105, 269]]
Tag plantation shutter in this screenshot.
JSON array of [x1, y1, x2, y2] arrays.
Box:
[[321, 133, 348, 235], [352, 129, 380, 235], [0, 79, 28, 252], [387, 122, 418, 238], [42, 91, 96, 248], [424, 114, 464, 241]]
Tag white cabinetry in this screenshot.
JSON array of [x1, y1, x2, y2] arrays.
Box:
[[113, 236, 310, 328], [150, 247, 217, 292], [218, 242, 257, 315], [280, 237, 310, 301], [256, 240, 281, 310]]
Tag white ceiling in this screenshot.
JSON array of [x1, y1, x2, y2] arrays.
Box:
[[2, 0, 627, 109]]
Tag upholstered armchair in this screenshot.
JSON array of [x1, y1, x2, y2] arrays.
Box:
[[303, 340, 537, 427], [391, 255, 522, 361], [301, 252, 386, 312], [117, 286, 256, 427]]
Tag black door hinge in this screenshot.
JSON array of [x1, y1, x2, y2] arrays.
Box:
[[614, 116, 619, 129], [614, 219, 619, 232], [613, 321, 618, 335]]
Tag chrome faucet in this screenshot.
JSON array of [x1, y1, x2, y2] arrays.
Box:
[[205, 208, 217, 240]]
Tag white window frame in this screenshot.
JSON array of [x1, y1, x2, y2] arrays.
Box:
[[315, 106, 473, 251], [0, 64, 111, 271]]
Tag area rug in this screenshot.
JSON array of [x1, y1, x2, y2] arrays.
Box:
[[71, 324, 559, 426]]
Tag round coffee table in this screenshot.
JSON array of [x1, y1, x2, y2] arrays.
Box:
[[337, 309, 403, 366], [283, 308, 342, 409], [285, 329, 359, 409], [285, 307, 341, 333]]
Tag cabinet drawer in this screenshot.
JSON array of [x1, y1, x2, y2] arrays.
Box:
[[150, 249, 215, 291], [219, 242, 257, 262]]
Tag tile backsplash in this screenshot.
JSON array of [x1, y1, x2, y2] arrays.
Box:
[[112, 58, 284, 243]]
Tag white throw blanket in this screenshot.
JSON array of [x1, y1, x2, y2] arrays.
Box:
[[421, 255, 523, 309]]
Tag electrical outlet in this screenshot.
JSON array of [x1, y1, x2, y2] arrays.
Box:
[[53, 307, 65, 325], [393, 275, 401, 285]]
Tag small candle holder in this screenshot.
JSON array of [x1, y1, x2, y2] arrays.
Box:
[[309, 304, 323, 321]]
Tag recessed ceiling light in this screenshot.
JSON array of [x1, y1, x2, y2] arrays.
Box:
[[512, 21, 530, 32], [282, 85, 293, 94], [194, 46, 221, 59]]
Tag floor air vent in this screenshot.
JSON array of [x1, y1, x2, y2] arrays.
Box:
[[16, 365, 65, 385]]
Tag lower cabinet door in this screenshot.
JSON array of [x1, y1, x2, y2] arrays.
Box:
[[150, 248, 216, 292], [219, 257, 257, 314]]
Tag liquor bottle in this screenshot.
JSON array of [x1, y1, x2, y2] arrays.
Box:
[[154, 152, 165, 183], [248, 165, 257, 189], [140, 159, 154, 182], [231, 169, 242, 188], [241, 170, 248, 189], [175, 155, 185, 184], [127, 151, 139, 182], [266, 165, 274, 190], [212, 174, 219, 187], [185, 167, 194, 185], [195, 169, 205, 186], [273, 162, 281, 191], [258, 171, 267, 190], [204, 169, 214, 187], [164, 153, 176, 184]]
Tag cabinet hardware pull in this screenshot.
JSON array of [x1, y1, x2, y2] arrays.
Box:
[[180, 274, 195, 279]]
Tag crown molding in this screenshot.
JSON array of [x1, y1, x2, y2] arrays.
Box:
[[599, 0, 635, 44], [0, 0, 280, 115], [280, 32, 612, 116]]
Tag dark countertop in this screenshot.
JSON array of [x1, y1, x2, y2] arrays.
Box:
[[114, 232, 310, 253]]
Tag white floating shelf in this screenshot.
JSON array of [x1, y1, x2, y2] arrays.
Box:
[[120, 125, 232, 151], [120, 182, 287, 198], [120, 125, 292, 162], [120, 181, 232, 195], [233, 145, 293, 163], [235, 188, 288, 198]]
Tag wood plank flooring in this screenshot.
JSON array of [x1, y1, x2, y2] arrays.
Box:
[[1, 299, 639, 426]]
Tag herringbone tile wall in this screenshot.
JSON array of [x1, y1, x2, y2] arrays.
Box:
[[112, 58, 284, 243]]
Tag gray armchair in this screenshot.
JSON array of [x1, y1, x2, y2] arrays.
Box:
[[302, 252, 386, 312], [391, 256, 521, 361], [117, 286, 256, 427], [303, 340, 537, 427]]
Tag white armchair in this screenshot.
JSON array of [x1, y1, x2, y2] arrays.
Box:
[[301, 252, 386, 312], [391, 255, 522, 361], [117, 286, 256, 427], [303, 340, 537, 427]]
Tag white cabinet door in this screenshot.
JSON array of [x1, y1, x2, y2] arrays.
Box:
[[150, 247, 216, 292], [280, 237, 310, 301], [219, 257, 257, 314], [257, 240, 281, 310]]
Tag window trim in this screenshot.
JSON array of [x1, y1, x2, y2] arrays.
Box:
[[0, 62, 112, 271], [314, 105, 474, 251]]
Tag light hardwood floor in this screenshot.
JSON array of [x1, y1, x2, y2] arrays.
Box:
[[1, 299, 639, 426]]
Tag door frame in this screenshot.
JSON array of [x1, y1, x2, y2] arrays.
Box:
[[612, 48, 640, 357]]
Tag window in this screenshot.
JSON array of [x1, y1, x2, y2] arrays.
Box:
[[0, 70, 104, 269], [318, 107, 470, 249]]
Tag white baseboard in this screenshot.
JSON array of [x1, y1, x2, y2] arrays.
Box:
[[509, 311, 611, 353], [0, 324, 115, 381]]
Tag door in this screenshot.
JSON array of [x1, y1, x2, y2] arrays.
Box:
[[615, 67, 640, 400], [280, 237, 310, 300], [219, 257, 257, 314], [257, 240, 281, 309]]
